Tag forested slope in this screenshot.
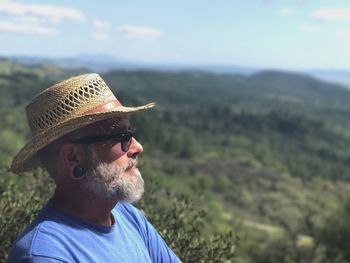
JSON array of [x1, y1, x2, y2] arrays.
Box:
[[1, 59, 350, 262]]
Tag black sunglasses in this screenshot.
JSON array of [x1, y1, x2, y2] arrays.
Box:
[[71, 129, 137, 152]]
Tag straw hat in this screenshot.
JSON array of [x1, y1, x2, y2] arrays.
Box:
[[11, 73, 155, 173]]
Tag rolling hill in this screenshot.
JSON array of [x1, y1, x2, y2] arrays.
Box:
[[1, 59, 350, 262]]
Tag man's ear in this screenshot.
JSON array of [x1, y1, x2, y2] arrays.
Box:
[[58, 143, 85, 169]]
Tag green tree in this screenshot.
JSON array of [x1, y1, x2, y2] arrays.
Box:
[[317, 199, 350, 263]]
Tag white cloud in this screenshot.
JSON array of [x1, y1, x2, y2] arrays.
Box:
[[300, 24, 321, 32], [117, 25, 163, 39], [280, 8, 293, 16], [0, 20, 56, 35], [336, 29, 350, 38], [313, 8, 350, 22], [0, 1, 85, 23], [91, 31, 109, 40], [91, 18, 110, 41], [19, 15, 39, 23], [93, 19, 110, 30]]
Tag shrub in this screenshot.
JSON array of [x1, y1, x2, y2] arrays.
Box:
[[0, 169, 237, 262]]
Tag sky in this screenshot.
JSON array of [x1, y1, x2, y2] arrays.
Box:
[[1, 0, 350, 70]]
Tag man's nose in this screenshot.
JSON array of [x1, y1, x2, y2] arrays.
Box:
[[127, 137, 143, 158]]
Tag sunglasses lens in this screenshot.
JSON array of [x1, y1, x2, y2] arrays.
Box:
[[72, 129, 136, 152], [121, 129, 138, 152], [121, 137, 132, 152]]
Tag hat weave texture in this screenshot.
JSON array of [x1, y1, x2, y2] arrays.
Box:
[[27, 74, 113, 136]]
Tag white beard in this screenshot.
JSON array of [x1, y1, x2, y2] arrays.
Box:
[[84, 153, 144, 203]]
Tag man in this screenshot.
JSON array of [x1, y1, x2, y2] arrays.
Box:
[[8, 73, 180, 263]]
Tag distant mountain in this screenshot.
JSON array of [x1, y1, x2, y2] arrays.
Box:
[[4, 54, 260, 75], [304, 69, 350, 88], [248, 70, 350, 103], [4, 54, 350, 88], [7, 54, 137, 72]]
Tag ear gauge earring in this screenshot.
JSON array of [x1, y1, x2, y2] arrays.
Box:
[[72, 166, 86, 179]]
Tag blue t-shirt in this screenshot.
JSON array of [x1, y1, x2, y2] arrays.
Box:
[[8, 201, 180, 263]]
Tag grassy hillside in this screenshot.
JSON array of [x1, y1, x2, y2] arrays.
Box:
[[1, 60, 350, 262], [249, 70, 350, 105], [103, 69, 350, 128]]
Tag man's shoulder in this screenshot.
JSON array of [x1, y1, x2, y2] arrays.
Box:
[[115, 202, 180, 263], [116, 201, 143, 216], [114, 202, 150, 240], [115, 202, 147, 226], [8, 206, 76, 262]]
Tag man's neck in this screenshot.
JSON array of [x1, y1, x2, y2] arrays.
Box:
[[51, 187, 117, 226]]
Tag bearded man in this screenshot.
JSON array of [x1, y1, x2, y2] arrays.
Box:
[[8, 74, 180, 263]]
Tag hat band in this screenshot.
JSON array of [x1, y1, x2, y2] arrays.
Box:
[[86, 99, 121, 114]]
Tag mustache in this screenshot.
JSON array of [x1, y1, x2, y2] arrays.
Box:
[[123, 158, 138, 171], [86, 145, 139, 173]]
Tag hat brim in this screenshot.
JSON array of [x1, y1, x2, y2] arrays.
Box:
[[11, 102, 155, 173]]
